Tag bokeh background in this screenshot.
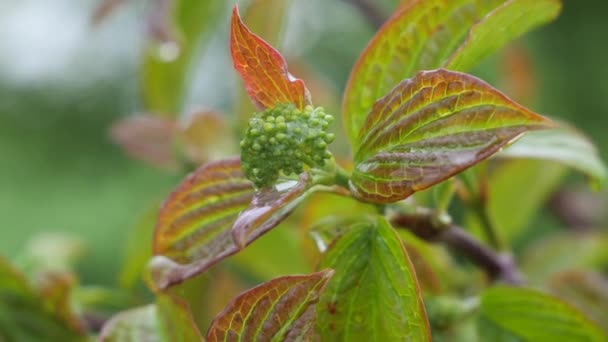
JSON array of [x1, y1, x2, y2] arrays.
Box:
[[0, 0, 606, 287]]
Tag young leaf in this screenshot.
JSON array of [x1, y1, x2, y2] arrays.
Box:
[[151, 159, 317, 289], [230, 5, 311, 110], [445, 0, 562, 72], [497, 127, 607, 188], [342, 0, 561, 144], [317, 216, 430, 341], [349, 69, 553, 203], [479, 286, 606, 341], [99, 294, 202, 342], [206, 270, 334, 341]]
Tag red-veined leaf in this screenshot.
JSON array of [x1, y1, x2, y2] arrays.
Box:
[[206, 270, 334, 342], [350, 69, 553, 203], [317, 216, 430, 341], [230, 5, 311, 110], [343, 0, 561, 145], [177, 110, 235, 164], [150, 158, 317, 289]]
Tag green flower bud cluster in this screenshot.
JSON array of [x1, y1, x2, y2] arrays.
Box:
[[240, 104, 335, 188]]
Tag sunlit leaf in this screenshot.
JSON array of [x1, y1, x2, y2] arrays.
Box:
[[235, 0, 292, 124], [151, 158, 317, 289], [142, 0, 224, 116], [445, 0, 562, 72], [317, 216, 430, 341], [109, 115, 179, 169], [350, 69, 553, 203], [497, 127, 607, 188], [99, 305, 160, 342], [0, 257, 84, 341], [206, 270, 333, 341], [99, 294, 202, 341], [548, 271, 608, 329], [230, 5, 311, 110], [342, 0, 560, 144], [479, 286, 606, 341]]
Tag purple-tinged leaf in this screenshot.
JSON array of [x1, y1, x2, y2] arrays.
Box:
[[151, 158, 317, 289], [350, 69, 553, 203], [206, 270, 334, 342]]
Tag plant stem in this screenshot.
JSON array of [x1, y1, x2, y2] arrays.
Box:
[[390, 210, 523, 285], [473, 203, 504, 251], [342, 0, 387, 30]]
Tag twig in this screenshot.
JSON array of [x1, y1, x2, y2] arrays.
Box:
[[342, 0, 387, 30], [390, 210, 523, 285]]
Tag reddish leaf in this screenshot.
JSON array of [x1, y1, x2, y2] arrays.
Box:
[[350, 69, 553, 203], [206, 270, 334, 342], [92, 0, 126, 25], [109, 115, 178, 169], [230, 5, 311, 110], [177, 110, 235, 164], [151, 159, 316, 289]]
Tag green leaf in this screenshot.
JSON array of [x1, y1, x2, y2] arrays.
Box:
[[150, 158, 316, 289], [548, 271, 608, 329], [342, 0, 560, 145], [119, 205, 157, 289], [483, 159, 567, 244], [445, 0, 562, 72], [0, 257, 84, 341], [479, 286, 606, 341], [317, 216, 430, 341], [521, 232, 608, 283], [142, 0, 224, 116], [99, 294, 202, 342], [206, 270, 334, 342], [497, 127, 607, 188], [350, 69, 553, 203]]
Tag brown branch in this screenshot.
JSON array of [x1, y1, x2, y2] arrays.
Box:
[[390, 210, 523, 285], [342, 0, 387, 30]]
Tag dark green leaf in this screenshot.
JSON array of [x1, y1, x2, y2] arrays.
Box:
[[317, 216, 430, 341], [350, 69, 553, 203], [479, 286, 606, 341], [206, 270, 334, 341]]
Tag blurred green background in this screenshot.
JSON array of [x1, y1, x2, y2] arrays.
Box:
[[0, 0, 606, 287]]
